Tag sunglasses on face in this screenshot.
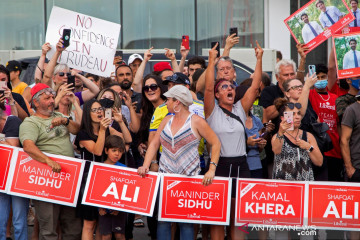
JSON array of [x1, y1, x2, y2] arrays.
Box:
[[57, 72, 70, 77], [143, 84, 159, 92], [287, 102, 302, 109], [90, 107, 105, 113], [287, 85, 303, 92], [220, 84, 236, 90]]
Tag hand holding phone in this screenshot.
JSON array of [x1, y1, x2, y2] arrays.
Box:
[[105, 108, 112, 119], [308, 65, 316, 76], [283, 111, 294, 131], [211, 42, 220, 58], [229, 27, 238, 37], [0, 81, 6, 97], [62, 29, 71, 48], [67, 74, 75, 91], [182, 35, 190, 50]]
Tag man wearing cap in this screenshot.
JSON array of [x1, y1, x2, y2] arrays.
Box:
[[6, 60, 32, 102], [316, 0, 344, 29], [128, 53, 143, 77], [153, 62, 174, 81], [19, 83, 81, 240]]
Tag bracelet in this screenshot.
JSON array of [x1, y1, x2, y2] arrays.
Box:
[[276, 133, 284, 139], [7, 101, 15, 106], [37, 65, 44, 72], [151, 160, 158, 164], [297, 70, 305, 73], [210, 161, 218, 167]]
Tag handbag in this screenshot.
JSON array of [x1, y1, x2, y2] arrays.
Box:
[[310, 122, 333, 153]]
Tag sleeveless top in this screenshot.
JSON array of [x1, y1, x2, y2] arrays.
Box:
[[272, 131, 314, 181], [159, 113, 201, 176]]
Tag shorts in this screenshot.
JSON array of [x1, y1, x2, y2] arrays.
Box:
[[99, 211, 127, 235], [214, 156, 250, 198]]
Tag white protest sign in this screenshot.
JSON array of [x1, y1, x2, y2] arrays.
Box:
[[45, 6, 120, 77]]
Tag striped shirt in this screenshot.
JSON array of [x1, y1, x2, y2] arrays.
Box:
[[159, 113, 200, 176]]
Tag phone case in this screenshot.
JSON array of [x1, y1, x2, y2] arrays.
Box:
[[182, 35, 190, 50], [105, 108, 112, 119], [229, 27, 238, 36], [62, 29, 71, 47], [211, 42, 220, 58], [308, 65, 316, 76], [284, 111, 294, 131]]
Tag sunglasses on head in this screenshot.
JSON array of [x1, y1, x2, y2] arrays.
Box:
[[90, 107, 105, 113], [143, 84, 159, 92], [39, 89, 56, 97], [287, 102, 302, 109], [220, 83, 236, 90], [57, 72, 71, 77]]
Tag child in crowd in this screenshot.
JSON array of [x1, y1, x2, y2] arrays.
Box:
[[98, 135, 127, 240]]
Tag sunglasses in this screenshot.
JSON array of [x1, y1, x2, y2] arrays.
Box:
[[90, 107, 105, 112], [39, 89, 56, 97], [57, 72, 71, 77], [220, 84, 236, 90], [287, 85, 303, 92], [144, 84, 159, 92], [287, 102, 302, 109]]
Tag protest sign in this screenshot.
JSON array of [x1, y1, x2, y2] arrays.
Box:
[[0, 145, 17, 193], [333, 31, 360, 79], [284, 0, 354, 53], [82, 162, 160, 216], [235, 179, 306, 227], [159, 174, 231, 225], [7, 149, 84, 207], [308, 182, 360, 230], [45, 6, 120, 77]]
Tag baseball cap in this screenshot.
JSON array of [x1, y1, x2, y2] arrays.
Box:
[[164, 85, 193, 107], [163, 72, 190, 86], [6, 60, 22, 72], [31, 83, 52, 99], [128, 54, 143, 65], [153, 62, 173, 72]]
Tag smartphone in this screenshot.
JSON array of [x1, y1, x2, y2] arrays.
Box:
[[105, 108, 112, 119], [62, 29, 71, 48], [308, 65, 316, 76], [182, 35, 190, 50], [211, 41, 220, 58], [67, 74, 75, 91], [229, 27, 238, 37], [259, 131, 268, 139], [0, 81, 6, 96], [283, 111, 294, 131]]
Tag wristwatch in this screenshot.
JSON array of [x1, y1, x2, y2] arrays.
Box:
[[306, 146, 314, 153], [276, 133, 284, 139]]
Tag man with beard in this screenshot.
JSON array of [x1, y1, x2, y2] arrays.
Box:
[[115, 64, 142, 112], [343, 39, 360, 70], [301, 13, 323, 44], [19, 83, 81, 240]]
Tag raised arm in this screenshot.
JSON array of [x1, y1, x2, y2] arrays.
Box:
[[42, 38, 67, 87], [123, 91, 140, 133], [35, 43, 51, 82], [327, 47, 337, 91], [179, 45, 190, 73], [297, 73, 317, 116], [71, 70, 100, 102], [222, 33, 239, 57], [241, 41, 263, 113], [204, 43, 218, 119], [165, 48, 180, 72], [133, 47, 152, 93], [296, 44, 308, 83]]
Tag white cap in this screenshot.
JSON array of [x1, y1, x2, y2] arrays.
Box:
[[128, 54, 144, 65], [164, 85, 193, 107]]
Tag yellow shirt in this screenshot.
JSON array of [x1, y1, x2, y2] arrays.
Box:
[[12, 82, 28, 95]]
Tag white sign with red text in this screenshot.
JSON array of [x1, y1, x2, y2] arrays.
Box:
[[45, 6, 120, 77], [7, 149, 84, 207], [159, 174, 232, 225], [0, 144, 17, 193], [82, 162, 160, 216]]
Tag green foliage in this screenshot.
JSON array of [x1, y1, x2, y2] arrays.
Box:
[[286, 0, 351, 44], [335, 35, 360, 70]]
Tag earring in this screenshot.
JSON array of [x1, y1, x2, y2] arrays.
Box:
[[173, 105, 180, 113]]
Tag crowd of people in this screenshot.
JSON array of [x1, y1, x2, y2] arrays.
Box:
[[0, 22, 359, 240]]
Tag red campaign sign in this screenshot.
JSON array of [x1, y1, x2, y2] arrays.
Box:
[[159, 174, 231, 225], [333, 31, 360, 79], [308, 182, 360, 230], [7, 149, 84, 207], [82, 162, 160, 216], [284, 0, 354, 53], [0, 145, 17, 193], [235, 179, 306, 227]]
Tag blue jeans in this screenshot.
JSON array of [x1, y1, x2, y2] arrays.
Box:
[[0, 193, 29, 240], [157, 221, 193, 240]]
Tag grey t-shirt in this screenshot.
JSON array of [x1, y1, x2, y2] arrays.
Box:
[[342, 102, 360, 169], [206, 100, 246, 157]]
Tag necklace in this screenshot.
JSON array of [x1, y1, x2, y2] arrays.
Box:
[[317, 91, 330, 102], [285, 128, 300, 141]]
